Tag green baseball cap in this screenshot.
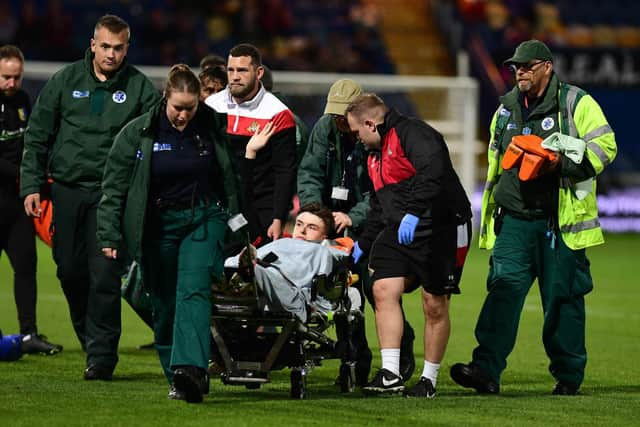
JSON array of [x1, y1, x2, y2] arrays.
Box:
[[504, 39, 553, 65]]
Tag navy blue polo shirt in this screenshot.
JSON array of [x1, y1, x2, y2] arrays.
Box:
[[149, 111, 214, 207]]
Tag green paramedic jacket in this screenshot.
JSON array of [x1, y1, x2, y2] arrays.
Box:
[[297, 114, 371, 233], [479, 74, 617, 250], [20, 49, 160, 196], [96, 100, 239, 261]]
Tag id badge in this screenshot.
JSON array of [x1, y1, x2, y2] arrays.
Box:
[[331, 186, 349, 201], [227, 213, 248, 232]]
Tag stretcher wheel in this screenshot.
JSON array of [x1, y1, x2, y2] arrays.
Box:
[[290, 367, 307, 399], [339, 362, 356, 393]]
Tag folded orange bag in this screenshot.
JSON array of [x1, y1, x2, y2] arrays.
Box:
[[512, 134, 557, 161], [518, 152, 545, 181], [501, 142, 525, 169], [500, 134, 558, 180]]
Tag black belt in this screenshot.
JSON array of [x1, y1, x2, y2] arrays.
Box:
[[153, 197, 200, 211], [500, 207, 550, 221]]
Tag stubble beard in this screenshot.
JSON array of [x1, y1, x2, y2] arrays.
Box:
[[230, 80, 257, 102], [517, 79, 533, 94]]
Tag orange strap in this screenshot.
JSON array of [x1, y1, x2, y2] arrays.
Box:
[[33, 198, 53, 247]]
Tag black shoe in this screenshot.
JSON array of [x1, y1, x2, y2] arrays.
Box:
[[362, 368, 404, 395], [450, 362, 499, 394], [552, 381, 579, 395], [399, 322, 415, 382], [173, 366, 209, 403], [405, 376, 436, 398], [84, 364, 113, 381], [168, 383, 186, 400], [21, 334, 63, 355]]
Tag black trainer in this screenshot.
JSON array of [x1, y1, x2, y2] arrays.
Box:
[[21, 334, 63, 355], [450, 362, 500, 394], [405, 376, 436, 398], [362, 368, 404, 395], [552, 381, 579, 395], [173, 366, 209, 403], [84, 364, 114, 381], [168, 383, 186, 400]]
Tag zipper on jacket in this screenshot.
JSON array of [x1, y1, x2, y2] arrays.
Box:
[[372, 151, 385, 187]]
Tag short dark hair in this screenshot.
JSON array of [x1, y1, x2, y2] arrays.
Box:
[[199, 65, 227, 86], [261, 64, 274, 91], [165, 64, 200, 97], [229, 43, 262, 67], [95, 14, 130, 41], [200, 54, 226, 71], [345, 93, 387, 122], [0, 45, 24, 63], [298, 203, 335, 237]]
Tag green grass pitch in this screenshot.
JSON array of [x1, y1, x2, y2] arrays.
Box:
[[1, 234, 638, 426]]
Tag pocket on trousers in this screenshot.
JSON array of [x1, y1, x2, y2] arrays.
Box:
[[571, 255, 593, 297]]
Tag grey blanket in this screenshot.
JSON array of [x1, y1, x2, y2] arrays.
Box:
[[225, 239, 348, 321]]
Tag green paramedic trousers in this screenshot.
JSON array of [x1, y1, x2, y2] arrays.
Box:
[[51, 183, 123, 370], [142, 202, 227, 382], [472, 214, 593, 387]]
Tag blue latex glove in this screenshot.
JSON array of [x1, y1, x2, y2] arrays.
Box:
[[352, 241, 364, 264], [398, 213, 419, 245]]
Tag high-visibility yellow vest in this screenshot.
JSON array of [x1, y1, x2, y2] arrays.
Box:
[[479, 82, 617, 250]]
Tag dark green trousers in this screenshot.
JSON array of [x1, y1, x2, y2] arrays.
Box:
[[51, 183, 123, 370], [472, 214, 593, 387], [142, 202, 227, 382]]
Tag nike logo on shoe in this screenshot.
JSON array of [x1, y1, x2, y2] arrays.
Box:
[[363, 369, 405, 395], [382, 376, 401, 387]]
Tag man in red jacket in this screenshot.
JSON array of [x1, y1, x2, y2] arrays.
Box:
[[346, 93, 472, 397]]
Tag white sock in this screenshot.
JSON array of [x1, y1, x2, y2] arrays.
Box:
[[381, 348, 401, 377], [421, 360, 440, 387]]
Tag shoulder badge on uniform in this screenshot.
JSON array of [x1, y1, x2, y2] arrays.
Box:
[[112, 90, 127, 104]]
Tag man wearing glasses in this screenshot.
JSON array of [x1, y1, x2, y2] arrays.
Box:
[[450, 40, 616, 395]]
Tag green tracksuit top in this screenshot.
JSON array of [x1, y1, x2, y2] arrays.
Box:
[[20, 49, 160, 196], [297, 114, 371, 233], [96, 100, 239, 261]]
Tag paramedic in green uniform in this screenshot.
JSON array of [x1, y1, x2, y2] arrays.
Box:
[[450, 40, 617, 395], [20, 15, 160, 380], [97, 64, 239, 403]]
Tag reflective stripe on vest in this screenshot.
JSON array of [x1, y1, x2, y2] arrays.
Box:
[[560, 217, 600, 234]]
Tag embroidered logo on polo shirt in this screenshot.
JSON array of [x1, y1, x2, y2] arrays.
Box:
[[247, 121, 259, 133], [112, 91, 127, 104], [72, 90, 90, 98], [153, 142, 172, 152]]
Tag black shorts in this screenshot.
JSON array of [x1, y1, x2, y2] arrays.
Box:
[[368, 220, 472, 295]]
